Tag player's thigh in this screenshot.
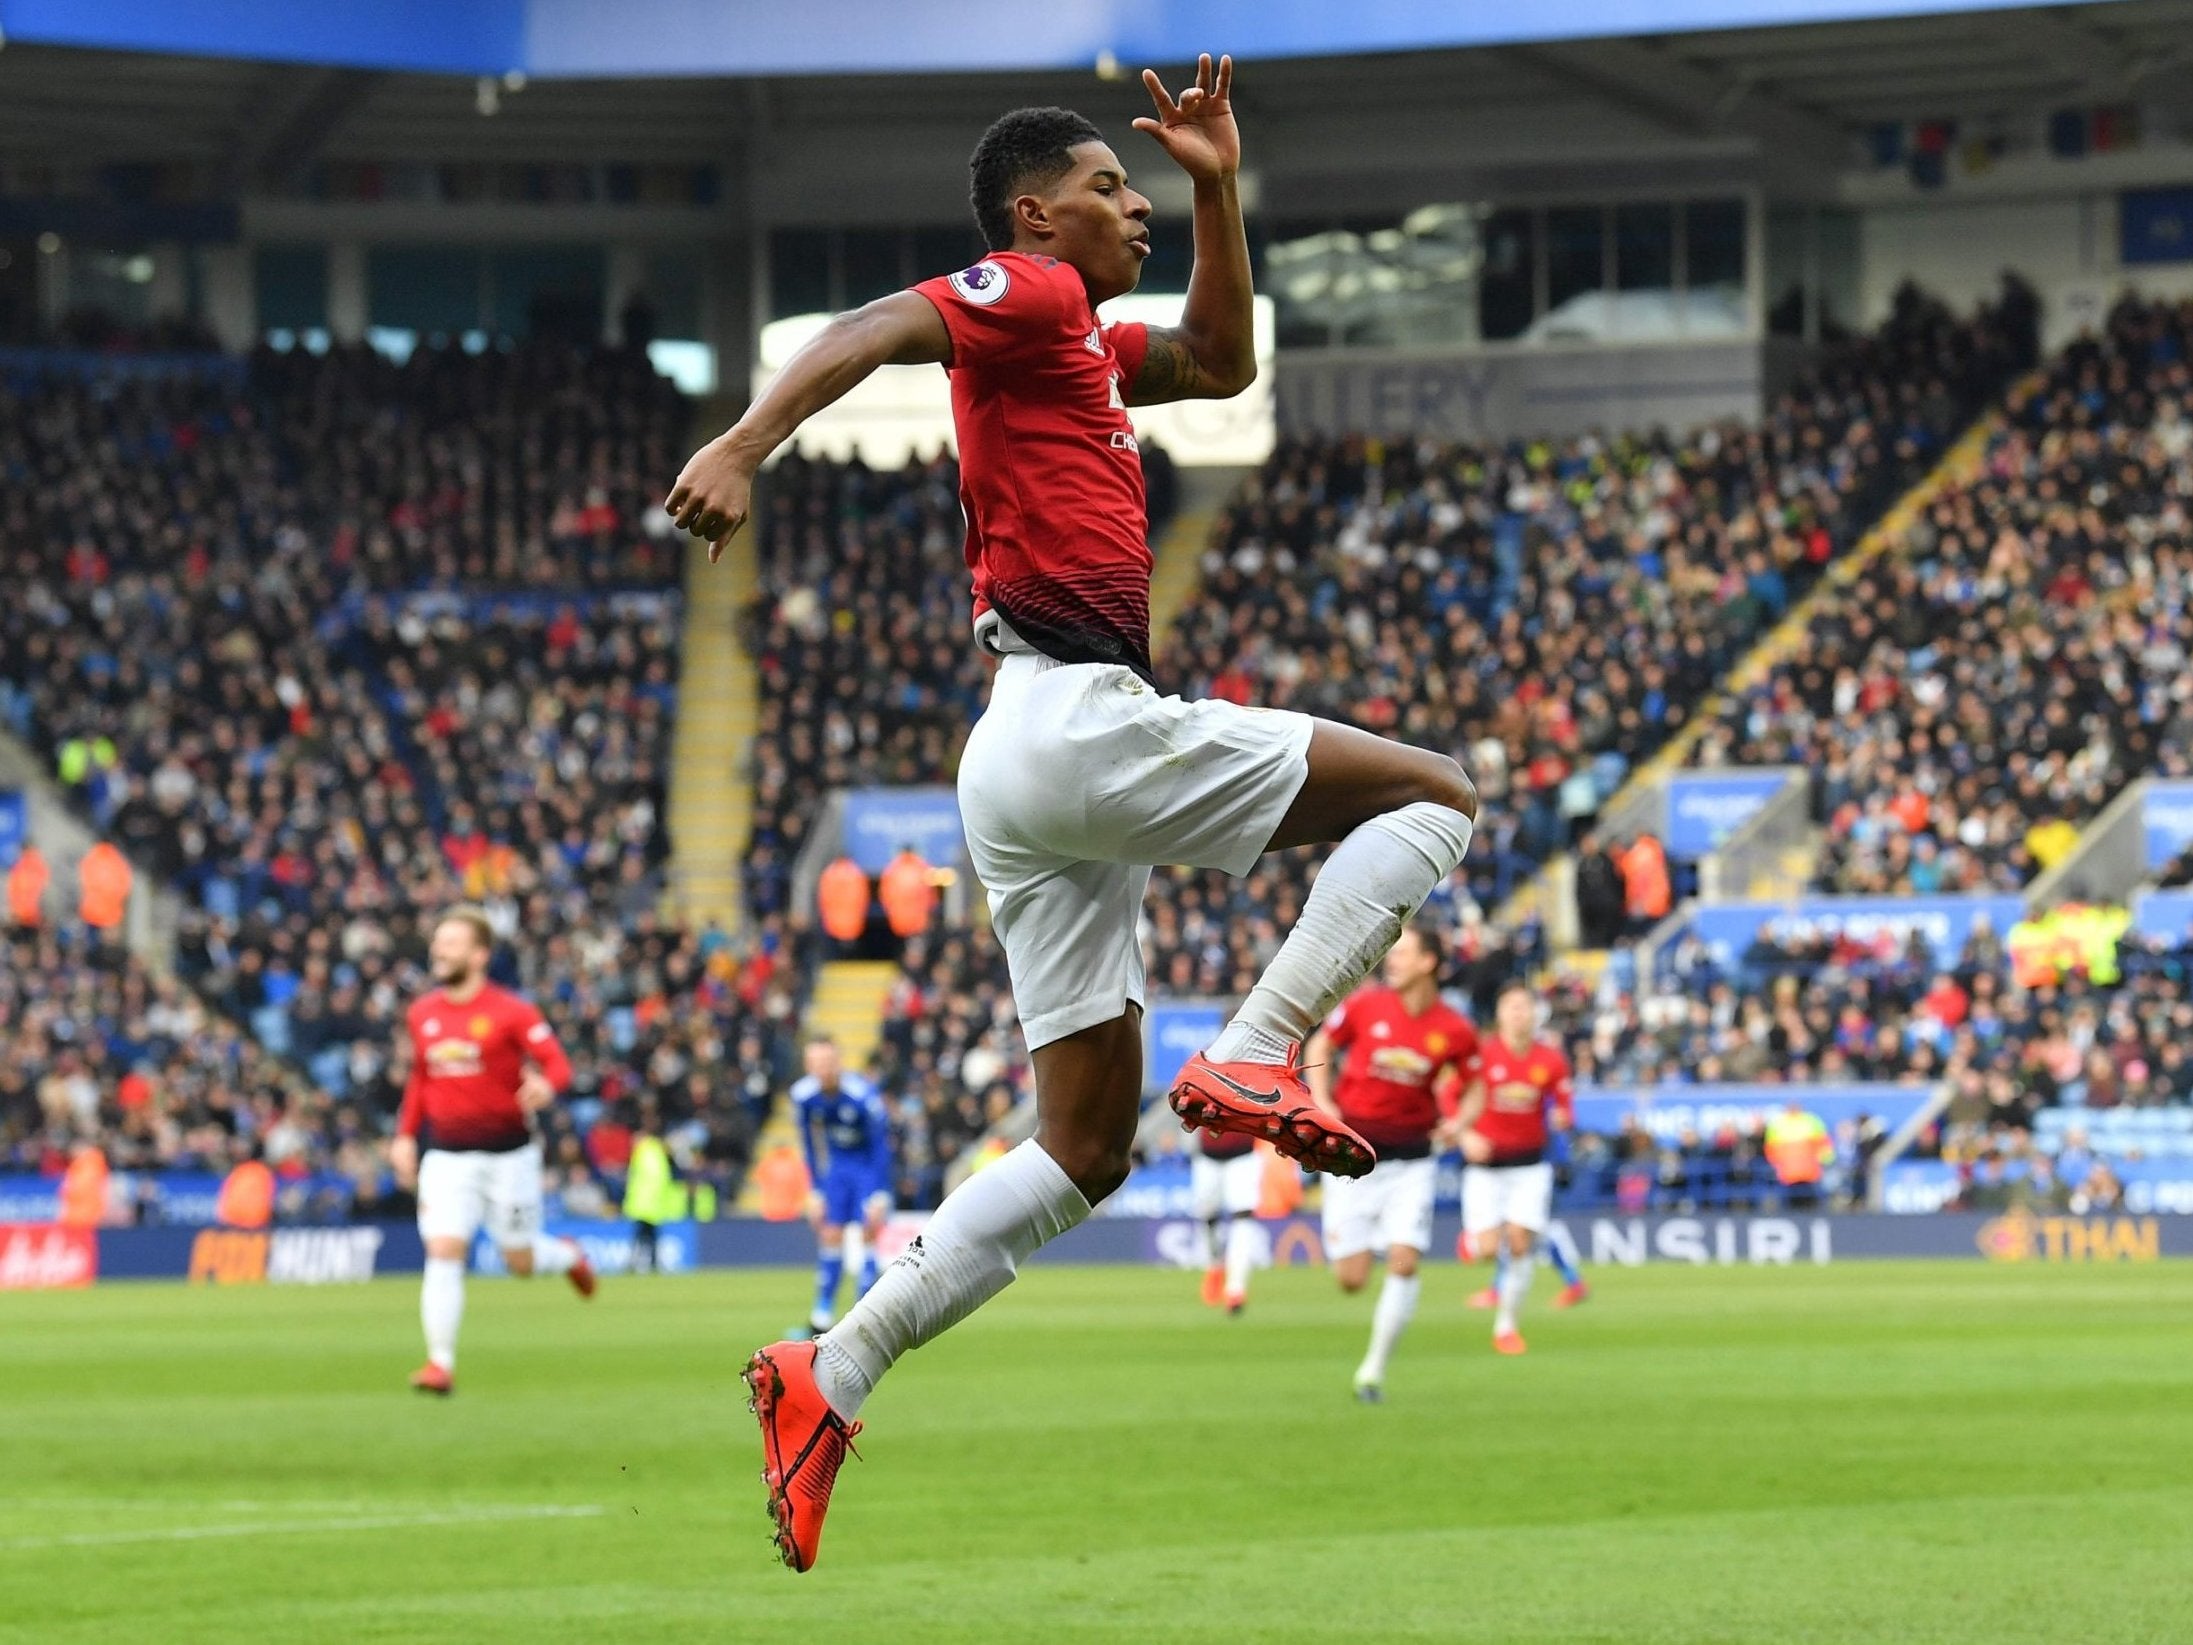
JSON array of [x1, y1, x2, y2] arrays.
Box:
[[1500, 1163, 1554, 1234], [1321, 1169, 1386, 1263], [1222, 1152, 1262, 1216], [1376, 1158, 1437, 1257], [1266, 719, 1477, 854], [417, 1149, 489, 1244], [481, 1144, 545, 1248], [963, 657, 1313, 878], [1461, 1165, 1504, 1238], [983, 856, 1152, 1053], [820, 1172, 867, 1228]]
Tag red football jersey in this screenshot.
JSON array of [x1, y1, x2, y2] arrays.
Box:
[[1324, 986, 1480, 1153], [1470, 1035, 1574, 1164], [911, 253, 1154, 679], [396, 983, 571, 1153]]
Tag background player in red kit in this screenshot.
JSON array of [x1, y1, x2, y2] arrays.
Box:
[[1306, 924, 1479, 1401], [667, 54, 1477, 1571], [389, 906, 594, 1395], [1451, 981, 1574, 1356], [1189, 1126, 1261, 1314]]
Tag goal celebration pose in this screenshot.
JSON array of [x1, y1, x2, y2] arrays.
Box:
[[667, 55, 1475, 1570]]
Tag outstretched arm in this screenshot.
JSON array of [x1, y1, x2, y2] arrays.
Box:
[[1129, 53, 1255, 405], [666, 291, 951, 555]]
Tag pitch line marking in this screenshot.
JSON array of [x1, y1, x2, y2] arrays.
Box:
[[0, 1504, 607, 1551]]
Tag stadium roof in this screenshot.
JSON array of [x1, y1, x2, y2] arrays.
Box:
[[0, 2, 2187, 179]]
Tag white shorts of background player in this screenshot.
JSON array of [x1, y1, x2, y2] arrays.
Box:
[[417, 1142, 544, 1248]]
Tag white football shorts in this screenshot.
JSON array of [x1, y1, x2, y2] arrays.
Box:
[[417, 1143, 544, 1250], [1462, 1161, 1554, 1237], [957, 645, 1313, 1051], [1191, 1151, 1262, 1220], [1321, 1154, 1437, 1261]]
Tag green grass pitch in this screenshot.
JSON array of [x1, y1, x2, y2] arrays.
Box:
[[3, 1261, 2190, 1644]]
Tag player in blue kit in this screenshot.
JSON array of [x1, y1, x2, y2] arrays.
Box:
[[793, 1037, 895, 1336]]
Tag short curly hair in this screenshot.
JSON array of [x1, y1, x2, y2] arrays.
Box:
[[968, 106, 1105, 251]]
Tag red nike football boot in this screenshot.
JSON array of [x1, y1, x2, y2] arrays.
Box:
[[409, 1362, 454, 1396], [1169, 1047, 1376, 1177], [744, 1341, 862, 1573]]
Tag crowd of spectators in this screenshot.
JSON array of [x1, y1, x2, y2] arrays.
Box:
[[1693, 292, 2193, 893], [1, 341, 792, 1194], [1163, 279, 2035, 911], [0, 919, 326, 1178]]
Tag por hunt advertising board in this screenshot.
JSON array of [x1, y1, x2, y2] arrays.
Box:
[[186, 1227, 388, 1285]]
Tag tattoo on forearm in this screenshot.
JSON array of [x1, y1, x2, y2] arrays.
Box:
[[1134, 330, 1212, 403]]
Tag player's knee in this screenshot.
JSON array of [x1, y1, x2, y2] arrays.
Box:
[[1389, 1248, 1421, 1279], [503, 1247, 536, 1277], [1418, 754, 1477, 822], [1336, 1271, 1368, 1294], [1053, 1136, 1134, 1206]]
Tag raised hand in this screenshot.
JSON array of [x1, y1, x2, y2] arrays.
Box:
[[1133, 53, 1239, 184]]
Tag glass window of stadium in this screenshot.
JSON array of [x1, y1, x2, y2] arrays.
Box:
[[1476, 207, 1536, 342], [488, 245, 605, 344], [256, 244, 329, 350], [769, 227, 834, 320], [366, 245, 483, 353], [1764, 203, 1859, 343], [1262, 196, 1749, 349], [67, 246, 161, 330]]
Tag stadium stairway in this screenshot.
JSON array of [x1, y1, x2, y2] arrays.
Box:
[[665, 401, 762, 935], [734, 959, 899, 1209], [1147, 464, 1250, 643], [1494, 382, 2035, 958]]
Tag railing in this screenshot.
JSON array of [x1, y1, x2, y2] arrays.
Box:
[[2027, 777, 2156, 909], [1699, 768, 1811, 902]]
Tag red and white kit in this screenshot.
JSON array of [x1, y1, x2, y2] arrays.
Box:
[[919, 253, 1319, 1052], [1319, 985, 1479, 1260], [399, 984, 570, 1247], [1464, 1035, 1573, 1238]]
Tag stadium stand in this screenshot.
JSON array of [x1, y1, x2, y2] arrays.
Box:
[[0, 344, 794, 1195], [1693, 293, 2193, 893]]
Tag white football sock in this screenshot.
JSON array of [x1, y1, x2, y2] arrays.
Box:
[[422, 1257, 465, 1371], [1495, 1250, 1536, 1336], [529, 1236, 579, 1276], [812, 1140, 1089, 1419], [1223, 1214, 1257, 1299], [1210, 801, 1473, 1063], [1357, 1270, 1420, 1384]]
